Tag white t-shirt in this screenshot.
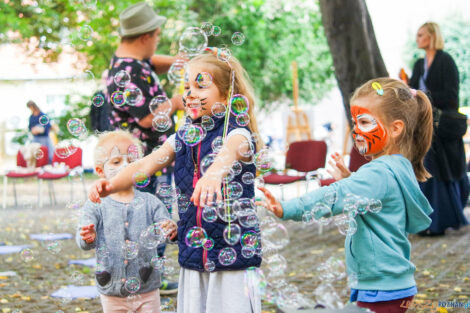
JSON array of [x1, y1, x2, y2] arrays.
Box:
[[166, 128, 252, 151]]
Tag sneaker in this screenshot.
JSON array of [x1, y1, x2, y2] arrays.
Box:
[[160, 278, 178, 295]]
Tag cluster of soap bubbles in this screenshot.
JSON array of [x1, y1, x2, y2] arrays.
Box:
[[67, 118, 88, 138], [300, 187, 382, 236]]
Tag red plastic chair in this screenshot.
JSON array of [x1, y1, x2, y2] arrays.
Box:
[[320, 147, 370, 187], [38, 146, 86, 207], [264, 140, 328, 199], [2, 146, 49, 208]]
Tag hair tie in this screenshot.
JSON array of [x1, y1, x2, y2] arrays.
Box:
[[410, 88, 417, 97], [371, 82, 384, 96]]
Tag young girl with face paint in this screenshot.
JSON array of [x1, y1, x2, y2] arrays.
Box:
[[259, 78, 435, 313], [89, 50, 263, 313]]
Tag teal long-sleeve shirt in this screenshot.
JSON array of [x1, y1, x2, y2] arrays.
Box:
[[280, 155, 432, 291]]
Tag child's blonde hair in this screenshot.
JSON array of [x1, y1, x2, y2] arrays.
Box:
[[94, 130, 143, 167], [188, 53, 263, 151], [420, 22, 444, 50], [351, 78, 433, 182]]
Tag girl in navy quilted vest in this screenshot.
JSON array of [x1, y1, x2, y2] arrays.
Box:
[[89, 50, 264, 313]]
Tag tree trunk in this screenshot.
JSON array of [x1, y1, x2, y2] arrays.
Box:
[[319, 0, 388, 123]]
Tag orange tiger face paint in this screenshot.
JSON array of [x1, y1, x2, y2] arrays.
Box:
[[351, 106, 388, 155]]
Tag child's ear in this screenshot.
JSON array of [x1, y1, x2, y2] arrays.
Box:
[[389, 120, 405, 140], [95, 166, 105, 178]]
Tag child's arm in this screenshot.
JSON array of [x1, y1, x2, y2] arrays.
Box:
[[76, 201, 99, 250], [259, 162, 388, 221], [326, 152, 351, 181], [191, 134, 251, 207], [89, 141, 175, 203]]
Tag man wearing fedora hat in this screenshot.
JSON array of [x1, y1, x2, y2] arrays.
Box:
[[105, 1, 182, 297]]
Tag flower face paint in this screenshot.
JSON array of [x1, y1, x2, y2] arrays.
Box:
[[351, 106, 388, 155]]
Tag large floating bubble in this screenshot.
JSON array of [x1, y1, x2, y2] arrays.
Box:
[[185, 226, 208, 248], [218, 247, 237, 266], [149, 95, 172, 116], [179, 27, 208, 57]]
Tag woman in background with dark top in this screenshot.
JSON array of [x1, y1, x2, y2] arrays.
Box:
[[409, 21, 469, 235], [27, 100, 54, 162]]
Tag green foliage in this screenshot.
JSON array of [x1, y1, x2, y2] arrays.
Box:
[[0, 0, 334, 109], [403, 15, 470, 107]]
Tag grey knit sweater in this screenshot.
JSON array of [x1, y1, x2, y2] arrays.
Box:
[[76, 189, 171, 297]]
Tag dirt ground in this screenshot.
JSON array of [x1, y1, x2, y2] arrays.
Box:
[[1, 179, 470, 313]]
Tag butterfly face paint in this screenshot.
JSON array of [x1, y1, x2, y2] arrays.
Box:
[[351, 106, 388, 155]]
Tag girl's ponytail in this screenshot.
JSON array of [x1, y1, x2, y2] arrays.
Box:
[[410, 90, 433, 181]]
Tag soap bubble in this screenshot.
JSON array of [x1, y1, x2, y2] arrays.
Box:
[[156, 183, 173, 198], [196, 72, 213, 88], [223, 223, 241, 246], [132, 172, 150, 188], [78, 25, 93, 41], [168, 59, 187, 85], [125, 277, 141, 294], [201, 115, 215, 131], [149, 95, 172, 116], [202, 205, 218, 223], [237, 141, 255, 159], [254, 149, 274, 173], [67, 118, 86, 137], [218, 247, 237, 266], [217, 199, 239, 222], [124, 86, 143, 106], [122, 241, 139, 259], [139, 223, 165, 249], [368, 199, 382, 213], [204, 259, 216, 271], [150, 255, 165, 270], [174, 139, 183, 153], [216, 47, 232, 62], [302, 211, 313, 225], [262, 222, 289, 250], [92, 93, 105, 107], [355, 197, 369, 215], [201, 22, 213, 36], [265, 254, 287, 274], [314, 283, 343, 309], [211, 136, 224, 153], [200, 153, 216, 175], [238, 209, 258, 228], [241, 246, 256, 258], [231, 161, 243, 176], [202, 238, 214, 250], [323, 188, 337, 205], [231, 32, 246, 45], [212, 25, 221, 36], [312, 202, 332, 226], [176, 193, 190, 214], [211, 102, 226, 118], [20, 248, 34, 262], [185, 226, 208, 248], [114, 70, 131, 88], [231, 94, 249, 116], [241, 172, 255, 184], [236, 113, 250, 126], [152, 113, 172, 132], [183, 124, 205, 146], [111, 90, 125, 106], [240, 230, 260, 248], [335, 216, 357, 236], [179, 27, 208, 56], [224, 181, 243, 199], [39, 115, 49, 125]]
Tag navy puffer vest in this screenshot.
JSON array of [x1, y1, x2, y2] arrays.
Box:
[[174, 116, 262, 271]]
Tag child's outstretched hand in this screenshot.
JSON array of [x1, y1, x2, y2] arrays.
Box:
[[327, 152, 351, 181], [88, 179, 113, 203], [159, 220, 177, 241], [80, 224, 96, 244], [257, 186, 284, 218], [191, 174, 222, 208]]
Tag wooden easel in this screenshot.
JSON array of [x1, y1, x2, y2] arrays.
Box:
[[286, 61, 312, 145]]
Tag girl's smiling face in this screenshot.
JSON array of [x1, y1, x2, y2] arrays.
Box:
[[183, 64, 227, 120]]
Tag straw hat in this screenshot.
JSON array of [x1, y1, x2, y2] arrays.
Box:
[[119, 2, 166, 37]]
